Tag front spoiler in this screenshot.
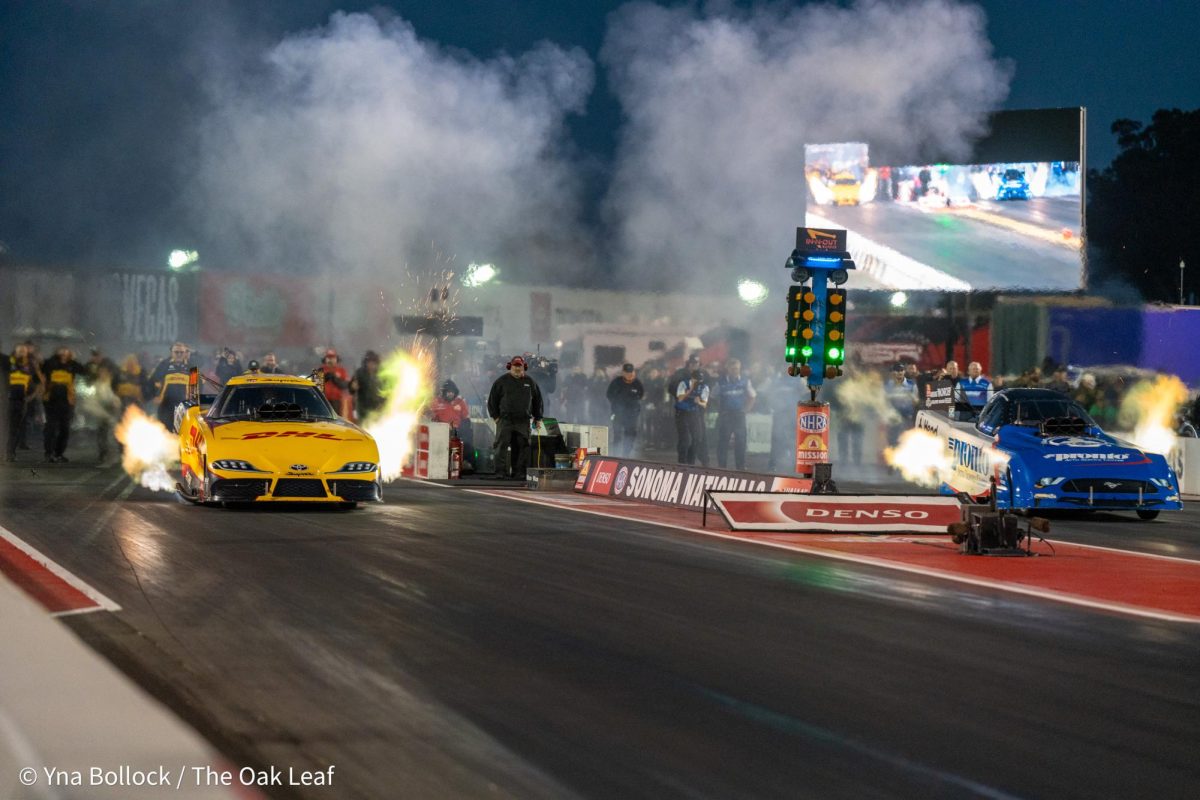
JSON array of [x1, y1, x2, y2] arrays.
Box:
[[190, 473, 382, 504], [1029, 494, 1182, 512]]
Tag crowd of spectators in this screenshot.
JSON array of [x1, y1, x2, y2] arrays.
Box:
[[0, 340, 395, 464], [7, 335, 1197, 474]]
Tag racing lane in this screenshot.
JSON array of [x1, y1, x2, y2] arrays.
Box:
[[1043, 507, 1200, 562], [1, 460, 1199, 799], [817, 198, 1081, 291]]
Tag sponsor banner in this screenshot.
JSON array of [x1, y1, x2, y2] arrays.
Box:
[[200, 271, 321, 347], [576, 457, 811, 510], [923, 379, 957, 413], [107, 271, 199, 346], [586, 459, 620, 496], [711, 493, 963, 533], [857, 342, 922, 366], [0, 267, 199, 350], [796, 227, 847, 253], [574, 458, 592, 491]]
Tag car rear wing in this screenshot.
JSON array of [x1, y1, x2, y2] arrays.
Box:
[[185, 367, 219, 408]]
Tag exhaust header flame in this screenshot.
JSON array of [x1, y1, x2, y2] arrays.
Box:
[[363, 347, 435, 482], [1122, 374, 1189, 456], [114, 406, 179, 492], [884, 428, 953, 488]]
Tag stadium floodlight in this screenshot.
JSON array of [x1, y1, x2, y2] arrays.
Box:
[[738, 278, 768, 306], [890, 291, 908, 308], [168, 249, 199, 270], [462, 262, 497, 287]]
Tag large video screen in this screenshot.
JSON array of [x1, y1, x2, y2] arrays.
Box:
[[803, 110, 1084, 292]]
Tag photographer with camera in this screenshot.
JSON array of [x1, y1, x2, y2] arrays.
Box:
[[674, 368, 709, 466], [523, 353, 558, 416], [215, 347, 243, 384], [317, 348, 353, 418]]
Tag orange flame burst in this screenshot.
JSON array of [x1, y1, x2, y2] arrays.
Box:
[[114, 405, 179, 492], [884, 428, 953, 488], [362, 346, 435, 481], [1122, 375, 1189, 455]]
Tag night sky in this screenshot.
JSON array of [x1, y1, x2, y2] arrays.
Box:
[[1, 0, 1196, 271]]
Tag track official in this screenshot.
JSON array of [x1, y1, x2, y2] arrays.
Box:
[[606, 363, 644, 458], [487, 356, 543, 480]]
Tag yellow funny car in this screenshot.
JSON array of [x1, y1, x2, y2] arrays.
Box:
[[830, 171, 862, 206], [176, 370, 381, 508]]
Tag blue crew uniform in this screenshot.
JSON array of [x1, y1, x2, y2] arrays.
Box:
[[715, 374, 755, 470], [960, 375, 992, 410]]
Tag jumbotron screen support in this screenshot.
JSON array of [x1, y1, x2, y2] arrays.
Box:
[[784, 227, 855, 400]]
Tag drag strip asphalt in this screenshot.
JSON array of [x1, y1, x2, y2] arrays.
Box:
[[471, 488, 1200, 623], [1, 462, 1199, 799]]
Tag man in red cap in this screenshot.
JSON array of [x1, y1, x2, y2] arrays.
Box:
[[318, 348, 352, 418], [486, 356, 543, 479]]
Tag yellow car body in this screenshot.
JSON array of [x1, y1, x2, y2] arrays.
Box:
[[830, 172, 861, 206], [176, 372, 381, 507]]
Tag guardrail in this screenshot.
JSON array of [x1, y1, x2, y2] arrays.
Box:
[[1170, 437, 1200, 497]]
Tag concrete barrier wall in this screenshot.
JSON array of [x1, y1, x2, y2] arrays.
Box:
[[1170, 437, 1200, 497], [0, 576, 244, 799]]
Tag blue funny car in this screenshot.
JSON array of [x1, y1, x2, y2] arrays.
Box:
[[996, 168, 1031, 200], [916, 388, 1182, 520]]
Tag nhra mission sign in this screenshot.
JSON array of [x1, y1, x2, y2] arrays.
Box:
[[575, 457, 810, 510]]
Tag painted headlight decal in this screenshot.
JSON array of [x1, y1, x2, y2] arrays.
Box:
[[212, 459, 266, 472], [331, 462, 378, 473]]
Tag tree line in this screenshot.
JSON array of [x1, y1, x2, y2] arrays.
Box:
[[1088, 108, 1200, 303]]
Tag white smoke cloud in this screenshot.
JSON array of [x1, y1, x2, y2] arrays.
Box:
[[192, 11, 595, 280], [600, 0, 1011, 287]]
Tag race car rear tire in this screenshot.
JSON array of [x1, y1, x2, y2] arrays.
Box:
[[1136, 510, 1160, 521], [339, 502, 358, 510]]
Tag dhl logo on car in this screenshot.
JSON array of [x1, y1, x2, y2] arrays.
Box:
[[240, 431, 347, 440]]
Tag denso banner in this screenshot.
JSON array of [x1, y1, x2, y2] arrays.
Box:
[[576, 457, 811, 510], [709, 493, 963, 533]]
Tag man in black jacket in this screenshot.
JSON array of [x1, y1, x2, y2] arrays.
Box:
[[487, 356, 543, 479], [606, 363, 644, 457], [41, 346, 83, 462]]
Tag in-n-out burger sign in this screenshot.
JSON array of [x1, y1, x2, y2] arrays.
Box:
[[709, 493, 963, 533]]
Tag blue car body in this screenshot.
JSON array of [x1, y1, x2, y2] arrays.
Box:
[[916, 388, 1182, 516], [996, 168, 1031, 200]]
